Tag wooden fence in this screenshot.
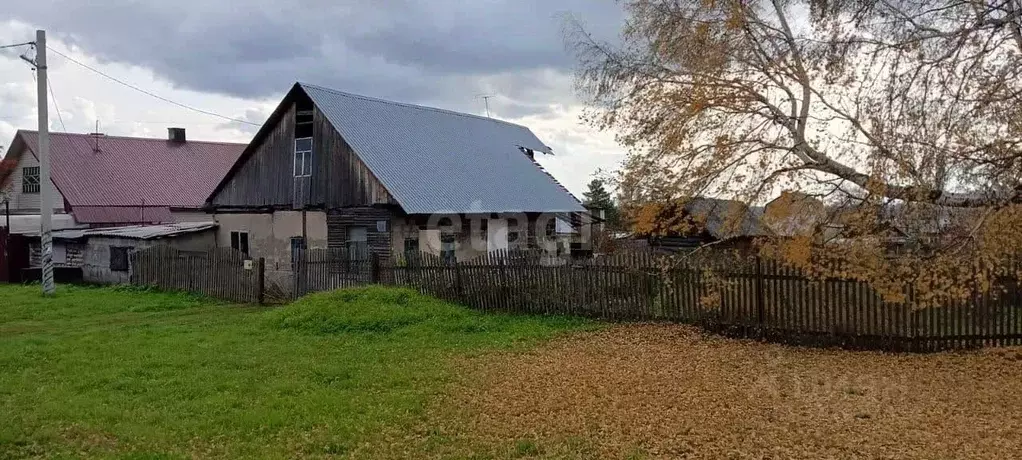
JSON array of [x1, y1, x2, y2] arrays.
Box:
[[130, 246, 264, 304], [129, 245, 1022, 352]]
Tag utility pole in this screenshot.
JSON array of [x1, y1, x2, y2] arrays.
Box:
[[34, 30, 54, 295]]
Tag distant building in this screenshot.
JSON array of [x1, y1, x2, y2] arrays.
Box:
[[0, 129, 245, 228]]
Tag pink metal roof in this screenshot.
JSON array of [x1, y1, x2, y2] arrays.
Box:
[[17, 131, 245, 210], [72, 206, 175, 225]]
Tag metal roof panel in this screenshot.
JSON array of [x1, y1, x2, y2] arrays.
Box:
[[300, 83, 585, 214]]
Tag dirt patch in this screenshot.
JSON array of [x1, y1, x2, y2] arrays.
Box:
[[376, 324, 1022, 459]]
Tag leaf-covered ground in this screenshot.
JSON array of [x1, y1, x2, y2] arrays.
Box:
[[368, 324, 1022, 459]]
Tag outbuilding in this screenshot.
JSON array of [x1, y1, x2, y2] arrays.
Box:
[[25, 222, 218, 284]]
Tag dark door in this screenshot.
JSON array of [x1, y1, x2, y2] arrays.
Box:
[[5, 234, 30, 283], [0, 228, 8, 282]]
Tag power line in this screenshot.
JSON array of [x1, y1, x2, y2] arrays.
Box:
[[0, 41, 33, 50], [47, 78, 68, 134], [45, 46, 260, 126]]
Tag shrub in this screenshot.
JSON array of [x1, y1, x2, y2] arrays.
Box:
[[266, 286, 473, 334]]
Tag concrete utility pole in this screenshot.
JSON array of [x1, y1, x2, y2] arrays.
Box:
[[35, 30, 54, 295]]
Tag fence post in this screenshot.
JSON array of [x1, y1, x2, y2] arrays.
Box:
[[257, 257, 265, 304], [454, 258, 464, 301], [755, 256, 765, 327], [370, 252, 380, 284]]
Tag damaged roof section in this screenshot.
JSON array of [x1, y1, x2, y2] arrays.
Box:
[[50, 221, 217, 241]]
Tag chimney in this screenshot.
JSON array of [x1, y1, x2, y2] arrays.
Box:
[[88, 132, 104, 153], [168, 127, 186, 143]]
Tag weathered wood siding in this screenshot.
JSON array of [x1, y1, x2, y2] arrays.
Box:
[[327, 207, 396, 260], [212, 105, 297, 207], [211, 101, 394, 210], [312, 107, 392, 207]]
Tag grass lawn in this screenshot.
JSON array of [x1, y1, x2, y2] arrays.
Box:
[[0, 284, 593, 459]]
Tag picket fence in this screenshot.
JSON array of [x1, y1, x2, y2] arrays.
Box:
[[129, 246, 1022, 352]]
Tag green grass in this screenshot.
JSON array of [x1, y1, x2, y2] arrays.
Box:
[[0, 284, 593, 459]]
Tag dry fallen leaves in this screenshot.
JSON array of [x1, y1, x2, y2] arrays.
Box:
[[357, 324, 1022, 459]]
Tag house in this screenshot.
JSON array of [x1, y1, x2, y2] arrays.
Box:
[[0, 129, 245, 228], [633, 197, 771, 252], [206, 82, 590, 272], [762, 191, 826, 238], [24, 221, 217, 284]]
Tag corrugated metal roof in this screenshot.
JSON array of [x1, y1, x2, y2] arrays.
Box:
[[300, 83, 586, 214], [17, 131, 245, 211], [71, 206, 174, 225], [51, 221, 217, 241], [684, 197, 770, 239]]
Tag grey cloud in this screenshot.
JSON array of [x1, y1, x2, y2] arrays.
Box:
[[6, 0, 623, 112]]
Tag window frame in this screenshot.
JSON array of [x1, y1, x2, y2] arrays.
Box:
[[230, 231, 250, 257], [346, 226, 368, 258], [22, 166, 40, 194], [109, 246, 130, 272], [294, 137, 313, 178], [403, 237, 419, 258]]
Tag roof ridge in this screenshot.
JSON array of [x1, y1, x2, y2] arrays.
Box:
[[298, 82, 535, 132], [17, 130, 246, 146]]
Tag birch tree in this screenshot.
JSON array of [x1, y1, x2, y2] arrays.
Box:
[[571, 0, 1022, 301]]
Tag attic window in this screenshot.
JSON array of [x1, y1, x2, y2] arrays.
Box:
[[22, 166, 40, 194], [294, 138, 313, 177]]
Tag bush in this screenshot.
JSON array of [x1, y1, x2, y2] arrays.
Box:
[[266, 285, 474, 334]]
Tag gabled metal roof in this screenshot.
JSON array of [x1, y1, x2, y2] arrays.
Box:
[[299, 83, 585, 214], [14, 131, 245, 212]]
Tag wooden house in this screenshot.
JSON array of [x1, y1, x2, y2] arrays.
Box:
[[0, 129, 244, 228], [636, 197, 771, 252], [206, 83, 590, 271]]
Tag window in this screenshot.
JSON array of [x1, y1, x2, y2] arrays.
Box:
[[403, 237, 419, 258], [22, 166, 40, 194], [52, 244, 67, 265], [230, 231, 249, 256], [110, 247, 129, 272], [346, 226, 368, 257], [290, 236, 305, 269], [294, 137, 313, 177], [508, 231, 520, 244]]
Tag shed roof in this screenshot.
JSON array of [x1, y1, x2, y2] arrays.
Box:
[[4, 131, 245, 223], [51, 221, 217, 241], [298, 83, 585, 214]]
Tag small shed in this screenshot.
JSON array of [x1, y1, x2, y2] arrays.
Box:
[[31, 222, 218, 284]]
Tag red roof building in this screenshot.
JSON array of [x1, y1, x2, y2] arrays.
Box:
[[0, 129, 245, 225]]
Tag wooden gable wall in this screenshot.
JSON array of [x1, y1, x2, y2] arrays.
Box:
[[212, 105, 297, 207], [211, 97, 394, 209]]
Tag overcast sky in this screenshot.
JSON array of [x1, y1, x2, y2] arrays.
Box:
[[0, 1, 627, 197]]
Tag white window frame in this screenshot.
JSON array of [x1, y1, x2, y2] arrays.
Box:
[[294, 137, 313, 178], [22, 166, 40, 194]]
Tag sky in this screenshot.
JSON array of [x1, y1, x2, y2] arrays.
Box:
[[0, 1, 627, 197]]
